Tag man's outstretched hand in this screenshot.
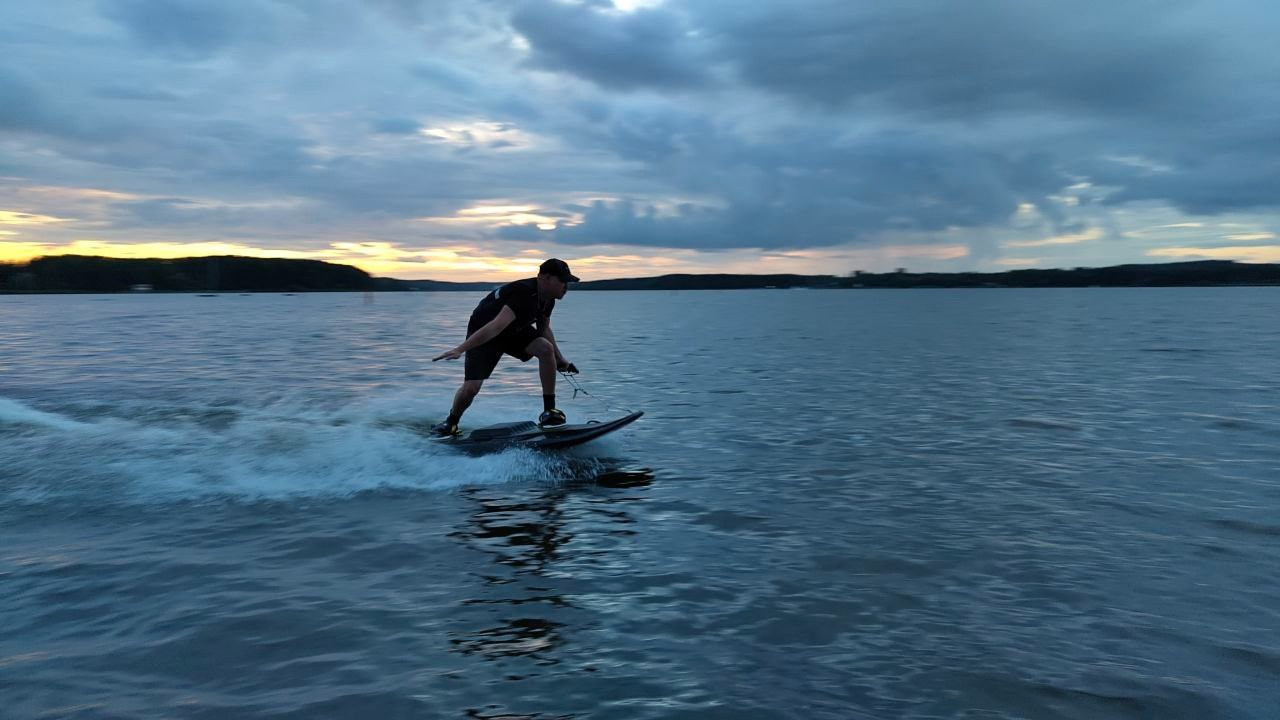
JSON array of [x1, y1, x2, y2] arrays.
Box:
[[558, 361, 579, 374], [433, 348, 463, 362]]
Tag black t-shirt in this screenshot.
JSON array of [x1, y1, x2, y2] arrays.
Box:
[[468, 278, 554, 337]]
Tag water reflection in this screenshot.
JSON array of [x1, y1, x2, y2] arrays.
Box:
[[447, 467, 654, 668], [592, 468, 655, 489], [465, 709, 575, 720], [450, 615, 565, 662]]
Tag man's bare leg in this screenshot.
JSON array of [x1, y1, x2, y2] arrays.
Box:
[[450, 379, 484, 421], [525, 337, 564, 424], [527, 339, 557, 397]]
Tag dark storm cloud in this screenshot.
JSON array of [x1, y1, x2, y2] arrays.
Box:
[[1077, 109, 1280, 216], [295, 156, 476, 217], [112, 198, 240, 227], [5, 0, 1279, 260], [496, 0, 1280, 246], [513, 87, 1073, 250], [0, 66, 123, 143], [679, 0, 1280, 221], [696, 0, 1210, 117], [1097, 157, 1280, 217], [511, 0, 711, 90], [529, 124, 1070, 250], [58, 118, 316, 190]]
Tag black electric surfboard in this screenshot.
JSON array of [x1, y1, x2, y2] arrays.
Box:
[[433, 411, 643, 455]]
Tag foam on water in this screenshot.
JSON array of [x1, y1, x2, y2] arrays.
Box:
[[0, 396, 90, 431], [0, 392, 596, 506]]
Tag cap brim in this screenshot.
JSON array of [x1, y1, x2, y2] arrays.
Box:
[[564, 273, 580, 283]]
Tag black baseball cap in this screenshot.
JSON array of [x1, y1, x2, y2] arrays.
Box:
[[539, 258, 580, 282]]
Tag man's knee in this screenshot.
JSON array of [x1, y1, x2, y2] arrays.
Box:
[[526, 337, 554, 360], [460, 380, 483, 398]]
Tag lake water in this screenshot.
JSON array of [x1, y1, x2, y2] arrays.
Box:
[[2, 288, 1279, 719]]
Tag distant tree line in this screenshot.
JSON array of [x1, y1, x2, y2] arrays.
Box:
[[577, 261, 1278, 290], [2, 255, 1276, 293], [0, 255, 373, 293], [371, 277, 496, 292], [832, 260, 1279, 288], [577, 273, 835, 291]]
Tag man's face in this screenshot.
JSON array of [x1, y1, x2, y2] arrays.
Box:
[[551, 276, 569, 299]]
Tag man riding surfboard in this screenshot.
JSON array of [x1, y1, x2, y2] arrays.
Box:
[[430, 258, 580, 437]]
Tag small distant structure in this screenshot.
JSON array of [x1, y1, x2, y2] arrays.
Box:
[[130, 283, 153, 292]]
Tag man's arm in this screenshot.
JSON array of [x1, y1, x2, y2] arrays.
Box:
[[433, 306, 516, 362]]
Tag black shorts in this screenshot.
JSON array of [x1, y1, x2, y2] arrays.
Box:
[[463, 322, 542, 381]]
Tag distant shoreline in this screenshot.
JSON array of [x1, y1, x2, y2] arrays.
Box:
[[2, 255, 1277, 293]]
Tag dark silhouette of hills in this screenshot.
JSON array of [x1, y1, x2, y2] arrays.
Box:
[[573, 261, 1278, 289], [577, 273, 835, 290], [1, 255, 373, 293], [2, 255, 1276, 293], [828, 260, 1279, 289], [371, 277, 497, 292]]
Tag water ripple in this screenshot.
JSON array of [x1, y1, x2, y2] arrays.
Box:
[[3, 290, 1280, 718]]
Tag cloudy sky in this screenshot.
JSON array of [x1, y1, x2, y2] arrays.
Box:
[[2, 0, 1278, 280]]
